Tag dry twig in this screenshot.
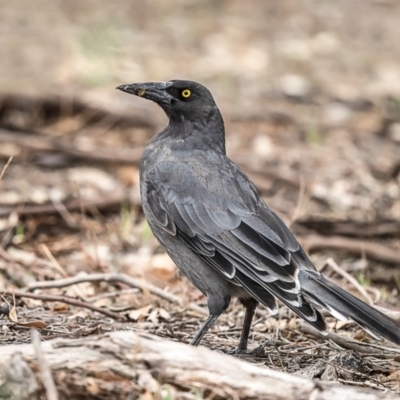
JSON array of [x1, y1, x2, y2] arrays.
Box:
[[86, 288, 140, 303], [325, 257, 374, 305], [0, 155, 13, 180], [1, 290, 126, 321], [31, 329, 59, 400], [25, 273, 208, 316], [298, 322, 400, 356], [39, 244, 68, 278]]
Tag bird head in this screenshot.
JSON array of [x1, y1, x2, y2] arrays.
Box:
[[117, 80, 219, 123]]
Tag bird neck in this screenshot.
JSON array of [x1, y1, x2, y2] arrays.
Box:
[[166, 107, 226, 154]]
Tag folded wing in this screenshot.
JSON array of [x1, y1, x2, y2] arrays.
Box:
[[146, 159, 327, 332]]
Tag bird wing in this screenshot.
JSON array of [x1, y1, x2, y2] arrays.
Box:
[[146, 157, 326, 330]]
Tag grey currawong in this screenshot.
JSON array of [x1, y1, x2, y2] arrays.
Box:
[[117, 80, 400, 351]]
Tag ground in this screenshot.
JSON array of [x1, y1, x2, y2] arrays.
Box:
[[0, 0, 400, 398]]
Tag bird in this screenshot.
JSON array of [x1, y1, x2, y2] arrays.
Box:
[[117, 79, 400, 351]]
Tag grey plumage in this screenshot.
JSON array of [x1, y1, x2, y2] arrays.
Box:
[[117, 80, 400, 350]]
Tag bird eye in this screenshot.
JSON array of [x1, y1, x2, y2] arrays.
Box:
[[181, 89, 191, 99]]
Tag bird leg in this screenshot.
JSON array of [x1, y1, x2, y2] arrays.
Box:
[[190, 293, 231, 346], [190, 314, 220, 346], [231, 298, 258, 353]]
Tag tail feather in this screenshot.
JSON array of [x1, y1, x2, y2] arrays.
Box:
[[234, 270, 279, 315], [234, 270, 328, 333], [300, 270, 400, 345]]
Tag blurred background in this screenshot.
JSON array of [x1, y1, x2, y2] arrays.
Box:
[[1, 0, 400, 363]]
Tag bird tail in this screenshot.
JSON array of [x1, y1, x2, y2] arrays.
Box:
[[300, 270, 400, 345]]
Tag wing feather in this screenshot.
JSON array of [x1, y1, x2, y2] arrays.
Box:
[[145, 159, 326, 331]]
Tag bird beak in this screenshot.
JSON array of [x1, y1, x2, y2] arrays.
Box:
[[116, 81, 173, 105]]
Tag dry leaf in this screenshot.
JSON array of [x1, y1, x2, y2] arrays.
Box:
[[147, 253, 176, 282], [70, 310, 89, 319], [139, 390, 154, 400], [92, 298, 112, 308], [334, 320, 352, 330], [86, 377, 100, 395], [129, 305, 152, 322], [383, 370, 400, 382], [52, 302, 69, 312], [327, 321, 336, 330], [287, 317, 297, 331], [279, 319, 288, 330], [254, 322, 268, 332], [9, 305, 18, 323], [17, 320, 47, 329], [158, 308, 171, 321]]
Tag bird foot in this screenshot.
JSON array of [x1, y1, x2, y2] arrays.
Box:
[[248, 340, 276, 356], [226, 347, 250, 355], [217, 341, 275, 357], [210, 346, 244, 355]]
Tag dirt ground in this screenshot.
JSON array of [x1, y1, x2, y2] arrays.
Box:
[[1, 0, 400, 398]]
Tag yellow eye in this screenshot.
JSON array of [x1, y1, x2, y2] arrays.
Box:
[[181, 89, 191, 98]]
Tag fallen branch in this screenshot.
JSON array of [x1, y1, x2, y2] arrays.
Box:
[[0, 330, 398, 399], [25, 273, 208, 316], [300, 234, 400, 265], [1, 290, 126, 321]]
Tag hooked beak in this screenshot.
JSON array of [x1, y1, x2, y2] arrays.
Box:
[[116, 81, 173, 105]]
